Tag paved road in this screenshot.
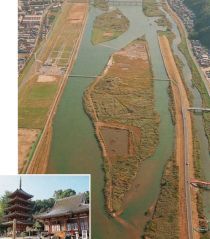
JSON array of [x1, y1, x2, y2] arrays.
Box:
[[182, 108, 194, 239]]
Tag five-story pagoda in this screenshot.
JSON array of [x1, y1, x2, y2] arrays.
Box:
[[2, 179, 33, 233]]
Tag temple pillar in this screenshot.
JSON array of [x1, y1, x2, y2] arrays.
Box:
[[77, 215, 81, 234], [48, 220, 52, 233], [63, 218, 67, 231]]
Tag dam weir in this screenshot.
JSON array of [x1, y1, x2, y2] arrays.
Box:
[[47, 2, 209, 238]]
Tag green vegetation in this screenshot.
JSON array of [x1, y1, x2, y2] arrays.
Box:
[[176, 21, 210, 152], [93, 0, 109, 11], [184, 0, 210, 49], [91, 9, 129, 45], [0, 192, 10, 221], [84, 39, 159, 212], [143, 154, 179, 239], [19, 1, 83, 130], [143, 0, 163, 17], [143, 0, 172, 30], [53, 189, 76, 200], [19, 80, 59, 129]]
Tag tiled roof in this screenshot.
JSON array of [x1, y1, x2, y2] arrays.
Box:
[[35, 194, 89, 219]]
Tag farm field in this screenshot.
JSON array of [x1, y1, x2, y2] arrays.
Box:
[[18, 1, 88, 172]]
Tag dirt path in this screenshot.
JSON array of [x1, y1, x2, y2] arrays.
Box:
[[26, 3, 89, 174], [159, 35, 199, 239]]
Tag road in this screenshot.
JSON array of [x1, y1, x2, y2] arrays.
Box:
[[159, 35, 198, 239]]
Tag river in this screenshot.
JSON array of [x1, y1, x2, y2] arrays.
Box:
[[46, 1, 209, 237], [161, 5, 210, 221]]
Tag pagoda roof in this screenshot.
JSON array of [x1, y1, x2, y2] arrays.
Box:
[[35, 194, 89, 219], [9, 196, 33, 204], [8, 188, 33, 199], [5, 204, 32, 212], [3, 211, 32, 219]]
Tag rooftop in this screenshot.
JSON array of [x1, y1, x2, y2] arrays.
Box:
[[35, 194, 89, 219]]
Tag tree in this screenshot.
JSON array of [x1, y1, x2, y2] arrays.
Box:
[[32, 198, 55, 214], [84, 191, 89, 204], [53, 189, 76, 200], [0, 191, 11, 221], [32, 189, 77, 214]]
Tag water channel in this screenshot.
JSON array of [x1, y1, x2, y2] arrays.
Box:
[[46, 1, 209, 237], [161, 6, 210, 220]]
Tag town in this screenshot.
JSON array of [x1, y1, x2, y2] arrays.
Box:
[[18, 0, 63, 72], [168, 0, 210, 79]]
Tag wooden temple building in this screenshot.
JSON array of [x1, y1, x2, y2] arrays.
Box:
[[2, 180, 33, 233], [35, 193, 89, 236]]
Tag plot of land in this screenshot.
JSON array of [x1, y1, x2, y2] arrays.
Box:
[[37, 75, 57, 83], [100, 127, 129, 157], [91, 9, 129, 45], [68, 4, 86, 23], [18, 128, 41, 172], [18, 2, 88, 171]]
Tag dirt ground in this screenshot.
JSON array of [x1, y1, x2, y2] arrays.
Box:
[[159, 35, 200, 239], [68, 4, 86, 23], [37, 75, 57, 83], [18, 128, 41, 172]]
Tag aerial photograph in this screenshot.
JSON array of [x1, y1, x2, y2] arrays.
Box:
[[18, 0, 210, 238], [0, 175, 90, 238]]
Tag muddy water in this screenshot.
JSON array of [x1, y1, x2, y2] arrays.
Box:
[[47, 4, 174, 238], [161, 6, 210, 220]]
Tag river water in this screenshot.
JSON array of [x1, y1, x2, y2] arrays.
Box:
[[161, 6, 210, 220], [46, 1, 209, 237]]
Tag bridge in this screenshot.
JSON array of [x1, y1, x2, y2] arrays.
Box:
[[70, 74, 97, 78], [154, 78, 170, 81], [105, 0, 142, 6], [188, 107, 210, 113], [190, 179, 210, 189], [71, 0, 161, 6]]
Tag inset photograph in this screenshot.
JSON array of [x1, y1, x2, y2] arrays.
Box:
[[0, 175, 90, 239]]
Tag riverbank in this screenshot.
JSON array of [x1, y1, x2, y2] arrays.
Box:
[[159, 34, 199, 239], [143, 153, 179, 239], [164, 1, 210, 236], [19, 2, 89, 173]]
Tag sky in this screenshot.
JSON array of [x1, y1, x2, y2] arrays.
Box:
[[0, 175, 90, 200]]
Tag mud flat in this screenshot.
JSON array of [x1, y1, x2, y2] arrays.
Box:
[[84, 38, 159, 213], [91, 9, 129, 45]]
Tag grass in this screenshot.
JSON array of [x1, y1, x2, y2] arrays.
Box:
[[93, 0, 109, 11], [143, 153, 179, 239], [91, 9, 129, 45], [21, 130, 43, 174], [19, 2, 85, 130], [84, 39, 159, 212], [19, 79, 59, 129], [143, 0, 164, 17]]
